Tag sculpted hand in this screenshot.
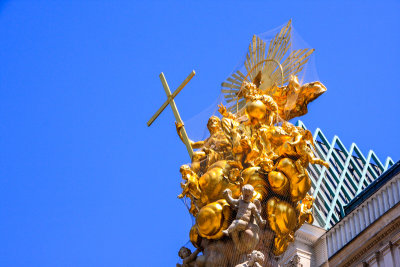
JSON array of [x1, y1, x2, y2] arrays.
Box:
[[218, 103, 228, 117], [240, 138, 250, 151], [223, 188, 232, 198], [175, 122, 185, 141], [260, 219, 267, 227], [175, 121, 184, 131], [203, 147, 212, 154]]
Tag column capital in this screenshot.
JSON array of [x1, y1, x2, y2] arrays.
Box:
[[284, 255, 302, 267], [380, 242, 392, 256], [391, 232, 400, 246], [366, 252, 380, 265]]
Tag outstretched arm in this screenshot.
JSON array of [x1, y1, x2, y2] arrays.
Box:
[[223, 189, 239, 207], [177, 182, 189, 199], [252, 205, 266, 227], [218, 103, 236, 120], [175, 122, 204, 149], [182, 248, 201, 264], [289, 132, 302, 145]]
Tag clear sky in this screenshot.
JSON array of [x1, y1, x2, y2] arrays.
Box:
[[0, 1, 399, 266]]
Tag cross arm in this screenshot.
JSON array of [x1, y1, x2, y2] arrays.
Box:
[[147, 96, 172, 127]]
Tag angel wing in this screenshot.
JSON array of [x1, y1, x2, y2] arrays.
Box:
[[279, 78, 327, 121]]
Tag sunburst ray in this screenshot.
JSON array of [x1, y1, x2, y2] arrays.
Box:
[[221, 20, 314, 115]]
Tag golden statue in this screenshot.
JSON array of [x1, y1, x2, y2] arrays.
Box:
[[148, 20, 329, 266], [177, 165, 202, 216], [296, 193, 315, 229], [176, 116, 232, 175]]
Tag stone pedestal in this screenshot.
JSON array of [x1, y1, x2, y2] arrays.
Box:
[[278, 223, 326, 267]]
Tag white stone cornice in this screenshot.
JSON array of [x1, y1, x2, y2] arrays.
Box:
[[295, 223, 325, 246], [323, 172, 400, 258], [328, 205, 400, 266]]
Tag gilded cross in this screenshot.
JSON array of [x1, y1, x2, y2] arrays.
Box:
[[147, 70, 195, 159]]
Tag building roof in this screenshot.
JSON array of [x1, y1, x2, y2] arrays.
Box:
[[343, 160, 400, 216], [296, 120, 394, 229]]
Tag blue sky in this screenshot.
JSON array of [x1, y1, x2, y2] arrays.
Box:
[[0, 1, 399, 266]]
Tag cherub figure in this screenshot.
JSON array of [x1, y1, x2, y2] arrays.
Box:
[[178, 165, 202, 216], [235, 250, 265, 267], [282, 122, 329, 178], [222, 185, 266, 246], [259, 125, 292, 162], [240, 130, 264, 166], [258, 155, 274, 173], [176, 246, 202, 267], [223, 161, 243, 185], [296, 193, 314, 229], [278, 121, 303, 157], [176, 116, 231, 174]]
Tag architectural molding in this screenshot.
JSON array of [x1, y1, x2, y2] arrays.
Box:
[[329, 204, 400, 266], [284, 255, 302, 267], [324, 170, 400, 258], [366, 252, 379, 265], [278, 224, 326, 267], [294, 223, 326, 246]]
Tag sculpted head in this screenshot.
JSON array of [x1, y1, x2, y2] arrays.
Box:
[[241, 184, 254, 202], [179, 165, 192, 177], [229, 168, 241, 181], [178, 246, 192, 259], [207, 116, 221, 134], [303, 194, 315, 209], [249, 250, 265, 263]]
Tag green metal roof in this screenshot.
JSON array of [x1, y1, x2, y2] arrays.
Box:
[[296, 121, 394, 229]]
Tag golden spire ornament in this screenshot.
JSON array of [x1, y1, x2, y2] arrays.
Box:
[[149, 20, 329, 266]]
